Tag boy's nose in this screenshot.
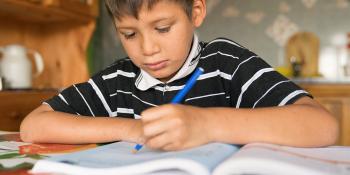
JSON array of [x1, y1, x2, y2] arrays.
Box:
[[141, 37, 160, 56]]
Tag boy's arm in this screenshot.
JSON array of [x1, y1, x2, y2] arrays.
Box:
[[205, 96, 338, 147], [141, 96, 339, 150], [20, 104, 143, 144]]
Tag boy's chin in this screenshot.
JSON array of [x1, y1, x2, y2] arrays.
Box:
[[154, 74, 172, 82], [158, 77, 172, 82], [151, 73, 175, 82], [145, 68, 177, 82]]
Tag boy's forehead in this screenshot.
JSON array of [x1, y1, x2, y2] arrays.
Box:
[[116, 1, 187, 25]]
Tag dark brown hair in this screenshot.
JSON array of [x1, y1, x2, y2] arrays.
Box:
[[105, 0, 194, 21]]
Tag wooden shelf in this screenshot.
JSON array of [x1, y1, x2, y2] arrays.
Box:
[[0, 0, 99, 89], [0, 1, 99, 131], [0, 0, 98, 23]]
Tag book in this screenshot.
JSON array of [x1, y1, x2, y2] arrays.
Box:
[[0, 133, 97, 154], [30, 141, 350, 175], [0, 131, 97, 174]]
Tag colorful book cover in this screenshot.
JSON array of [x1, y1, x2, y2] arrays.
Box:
[[0, 132, 97, 174], [0, 133, 97, 154]]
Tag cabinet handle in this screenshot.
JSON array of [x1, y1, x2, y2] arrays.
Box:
[[9, 111, 23, 120]]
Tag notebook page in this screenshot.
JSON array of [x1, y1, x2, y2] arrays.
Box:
[[213, 143, 350, 175], [32, 141, 238, 175]]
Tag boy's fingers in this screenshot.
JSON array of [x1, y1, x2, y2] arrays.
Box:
[[162, 143, 178, 151], [145, 132, 172, 149], [141, 104, 177, 122], [143, 117, 175, 138], [136, 137, 145, 144], [141, 107, 165, 122]]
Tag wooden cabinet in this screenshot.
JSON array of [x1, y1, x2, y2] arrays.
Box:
[[0, 0, 99, 89], [0, 90, 57, 131], [299, 83, 350, 146], [0, 0, 98, 22], [0, 1, 98, 131]]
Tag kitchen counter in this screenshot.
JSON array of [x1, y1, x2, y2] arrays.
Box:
[[291, 77, 350, 84]]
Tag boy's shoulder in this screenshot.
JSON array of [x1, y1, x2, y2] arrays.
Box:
[[201, 37, 248, 56], [200, 37, 257, 60], [108, 57, 138, 71], [93, 57, 139, 78]]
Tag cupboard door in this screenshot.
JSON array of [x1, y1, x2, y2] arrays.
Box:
[[0, 90, 57, 131], [316, 97, 350, 146]]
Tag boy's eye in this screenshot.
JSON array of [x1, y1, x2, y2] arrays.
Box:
[[156, 26, 171, 33], [121, 32, 136, 39]]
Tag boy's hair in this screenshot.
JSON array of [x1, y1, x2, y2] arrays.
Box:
[[105, 0, 194, 21]]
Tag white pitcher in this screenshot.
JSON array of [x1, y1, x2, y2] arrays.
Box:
[[0, 44, 44, 89]]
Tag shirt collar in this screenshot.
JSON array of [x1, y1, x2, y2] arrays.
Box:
[[135, 33, 202, 91]]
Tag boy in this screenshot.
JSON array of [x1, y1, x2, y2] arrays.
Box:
[[20, 0, 338, 151]]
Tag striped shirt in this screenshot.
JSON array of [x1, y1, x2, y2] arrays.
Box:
[[45, 35, 310, 119]]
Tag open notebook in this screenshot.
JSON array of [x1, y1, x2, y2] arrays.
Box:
[[31, 141, 350, 175]]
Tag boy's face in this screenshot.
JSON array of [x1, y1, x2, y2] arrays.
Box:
[[115, 1, 205, 82]]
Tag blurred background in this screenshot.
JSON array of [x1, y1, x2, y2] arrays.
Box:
[[90, 0, 350, 80], [0, 0, 350, 145]]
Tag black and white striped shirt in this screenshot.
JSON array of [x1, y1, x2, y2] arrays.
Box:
[[45, 34, 309, 119]]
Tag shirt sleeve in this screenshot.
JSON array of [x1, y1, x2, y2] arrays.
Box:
[[45, 71, 111, 117], [230, 48, 311, 108]]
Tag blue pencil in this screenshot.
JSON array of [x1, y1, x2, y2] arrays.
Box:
[[132, 67, 204, 153]]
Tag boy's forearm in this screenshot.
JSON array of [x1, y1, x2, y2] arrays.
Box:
[[202, 99, 339, 147], [20, 108, 142, 144]]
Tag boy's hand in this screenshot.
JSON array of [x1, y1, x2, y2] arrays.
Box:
[[124, 119, 144, 143], [141, 104, 210, 151]]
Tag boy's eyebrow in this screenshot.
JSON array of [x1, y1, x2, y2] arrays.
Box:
[[116, 26, 135, 30], [117, 16, 174, 30], [149, 17, 173, 25]]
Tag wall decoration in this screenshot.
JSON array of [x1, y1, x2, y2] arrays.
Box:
[[245, 11, 266, 24], [336, 0, 349, 8], [222, 5, 240, 18], [266, 15, 299, 47], [279, 1, 291, 13], [99, 0, 350, 73], [301, 0, 318, 9], [206, 0, 222, 14]]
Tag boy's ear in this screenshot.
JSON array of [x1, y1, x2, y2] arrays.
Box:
[[192, 0, 206, 27]]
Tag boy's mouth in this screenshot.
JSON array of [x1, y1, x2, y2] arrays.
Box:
[[145, 60, 168, 71]]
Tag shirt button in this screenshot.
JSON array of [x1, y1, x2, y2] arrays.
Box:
[[164, 86, 169, 91]]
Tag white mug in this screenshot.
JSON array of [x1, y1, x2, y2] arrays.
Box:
[[0, 44, 44, 89]]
